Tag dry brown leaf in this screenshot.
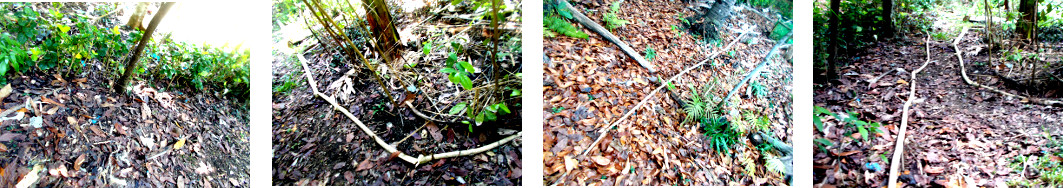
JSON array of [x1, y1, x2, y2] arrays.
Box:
[[564, 156, 578, 171], [591, 156, 610, 166], [89, 126, 105, 137], [355, 158, 373, 171], [0, 84, 11, 101], [141, 103, 152, 120], [40, 96, 65, 108], [0, 143, 8, 152], [926, 166, 945, 174], [66, 116, 77, 126], [74, 154, 85, 171]]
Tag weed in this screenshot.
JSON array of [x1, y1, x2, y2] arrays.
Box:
[[602, 1, 628, 31], [544, 15, 588, 39], [644, 46, 656, 61]]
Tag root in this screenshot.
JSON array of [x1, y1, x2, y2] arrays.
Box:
[[953, 27, 1063, 107], [296, 54, 521, 166], [887, 32, 934, 188]]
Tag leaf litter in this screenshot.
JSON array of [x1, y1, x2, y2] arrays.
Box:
[[544, 0, 792, 186]]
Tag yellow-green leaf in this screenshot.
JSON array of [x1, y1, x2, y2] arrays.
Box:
[[174, 138, 186, 150]]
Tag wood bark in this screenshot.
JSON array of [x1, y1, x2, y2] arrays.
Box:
[[887, 33, 933, 188], [882, 0, 894, 38], [126, 2, 149, 30], [115, 2, 174, 93], [559, 0, 657, 73], [1018, 0, 1037, 39], [364, 0, 400, 59], [826, 0, 840, 81]]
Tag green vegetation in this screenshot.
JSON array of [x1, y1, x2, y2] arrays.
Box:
[[603, 1, 628, 31], [681, 82, 742, 155], [0, 3, 250, 100], [644, 46, 657, 61], [813, 106, 882, 142]]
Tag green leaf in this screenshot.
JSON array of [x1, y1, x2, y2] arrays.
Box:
[[446, 52, 458, 66], [813, 116, 824, 131], [448, 103, 467, 115], [458, 61, 474, 73], [475, 112, 485, 124], [498, 103, 511, 114], [484, 110, 496, 121], [510, 89, 521, 96], [440, 67, 457, 74], [556, 2, 573, 19], [457, 74, 473, 90], [814, 138, 833, 147], [813, 106, 836, 117], [857, 124, 868, 141], [422, 41, 432, 56]]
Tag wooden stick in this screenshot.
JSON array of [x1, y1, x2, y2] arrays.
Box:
[[558, 0, 656, 73], [579, 31, 749, 157], [887, 33, 934, 188], [717, 32, 791, 109], [297, 54, 521, 165]]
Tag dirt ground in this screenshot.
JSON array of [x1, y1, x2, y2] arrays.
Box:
[[813, 31, 1063, 187]]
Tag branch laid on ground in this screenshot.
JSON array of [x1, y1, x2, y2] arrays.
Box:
[[887, 33, 934, 188], [297, 54, 521, 165], [558, 0, 656, 73], [952, 27, 1063, 107], [717, 32, 792, 109], [553, 31, 750, 186]]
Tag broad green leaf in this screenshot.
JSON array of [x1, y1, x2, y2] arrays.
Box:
[[813, 116, 823, 131], [448, 103, 467, 115], [458, 61, 474, 73], [422, 41, 432, 56], [484, 110, 496, 121], [498, 103, 510, 114], [814, 138, 833, 147], [475, 112, 485, 125], [458, 74, 472, 90], [857, 124, 868, 141], [447, 52, 458, 66], [510, 89, 521, 96]]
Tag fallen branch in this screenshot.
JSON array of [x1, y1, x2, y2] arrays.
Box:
[[558, 0, 656, 73], [297, 54, 521, 165], [717, 32, 791, 109], [554, 31, 749, 186], [579, 31, 750, 157], [952, 27, 1063, 107], [887, 33, 934, 188]]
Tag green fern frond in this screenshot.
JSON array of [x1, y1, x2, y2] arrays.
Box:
[[766, 155, 787, 174], [544, 15, 588, 39]]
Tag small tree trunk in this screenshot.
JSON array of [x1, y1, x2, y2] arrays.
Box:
[[882, 0, 894, 38], [1018, 0, 1037, 39], [363, 0, 400, 60], [115, 2, 174, 92], [126, 2, 149, 30], [826, 0, 840, 81]]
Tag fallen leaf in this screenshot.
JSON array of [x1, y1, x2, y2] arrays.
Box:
[[15, 164, 42, 188], [0, 143, 7, 152], [89, 126, 105, 137], [66, 116, 77, 126], [141, 103, 152, 120], [0, 84, 11, 101], [591, 156, 611, 166], [40, 96, 65, 108], [897, 79, 908, 85], [115, 123, 128, 135], [355, 158, 373, 171], [564, 156, 578, 171], [926, 166, 945, 174], [174, 138, 187, 150], [344, 171, 355, 183], [74, 154, 85, 171]]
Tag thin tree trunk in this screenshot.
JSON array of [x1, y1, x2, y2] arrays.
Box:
[[364, 0, 400, 60], [826, 0, 840, 81], [882, 0, 894, 38], [115, 2, 174, 92], [1018, 0, 1036, 39], [126, 2, 149, 30]]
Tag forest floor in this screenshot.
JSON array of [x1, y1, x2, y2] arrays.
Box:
[[813, 30, 1063, 187], [271, 0, 522, 186], [542, 0, 792, 186], [0, 3, 250, 188]]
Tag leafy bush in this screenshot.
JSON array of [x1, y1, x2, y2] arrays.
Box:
[[603, 1, 628, 30]]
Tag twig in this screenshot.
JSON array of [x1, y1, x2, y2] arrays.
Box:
[[887, 33, 934, 188], [559, 0, 657, 73], [952, 27, 1063, 107], [717, 32, 791, 109], [578, 31, 749, 157], [297, 53, 521, 165]]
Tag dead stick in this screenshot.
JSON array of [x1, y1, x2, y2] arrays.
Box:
[[559, 0, 656, 73], [297, 54, 521, 165], [578, 32, 748, 157], [887, 33, 934, 188], [717, 32, 791, 109], [952, 27, 1063, 107]]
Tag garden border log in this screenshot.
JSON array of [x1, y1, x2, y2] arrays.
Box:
[[558, 0, 656, 73]]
